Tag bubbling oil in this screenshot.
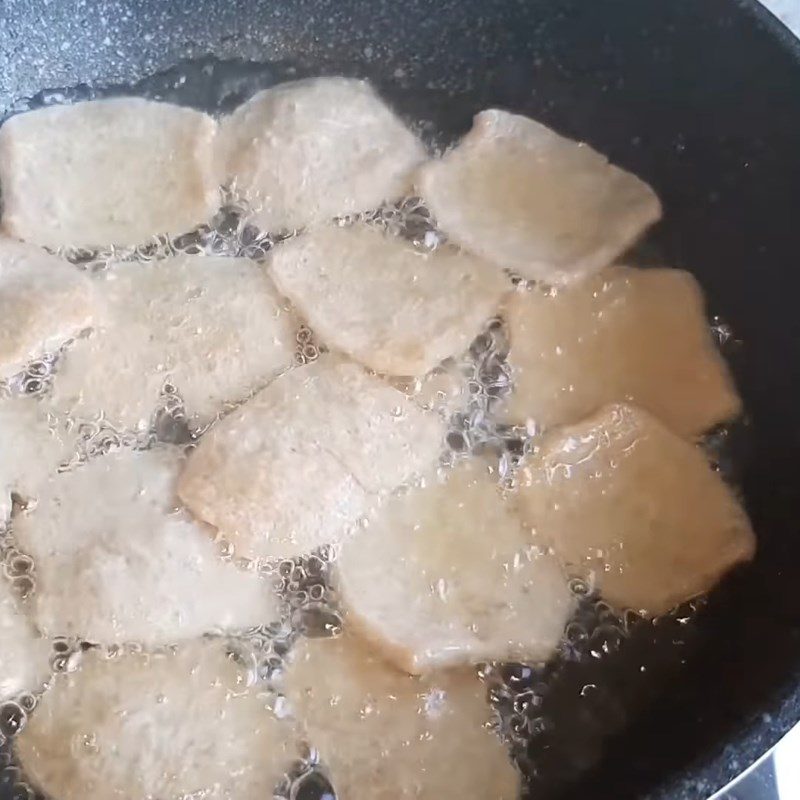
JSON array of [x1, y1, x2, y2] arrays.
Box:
[[0, 57, 744, 800]]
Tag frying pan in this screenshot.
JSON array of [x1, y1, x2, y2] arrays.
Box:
[[0, 1, 799, 798]]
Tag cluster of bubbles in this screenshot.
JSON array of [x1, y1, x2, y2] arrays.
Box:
[[0, 354, 61, 401], [440, 317, 530, 483], [48, 637, 91, 675], [0, 689, 37, 800], [352, 194, 444, 250], [0, 618, 42, 798], [230, 545, 342, 800], [264, 737, 337, 800], [0, 513, 42, 800], [294, 325, 321, 368], [149, 383, 193, 446], [69, 416, 156, 466], [1, 526, 36, 602], [2, 491, 41, 771], [52, 190, 280, 274]]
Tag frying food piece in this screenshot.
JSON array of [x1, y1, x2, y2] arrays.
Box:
[[250, 358, 444, 495], [13, 448, 279, 644], [0, 238, 96, 379], [0, 399, 75, 521], [178, 356, 444, 560], [217, 78, 426, 232], [282, 634, 520, 800], [499, 266, 741, 437], [515, 404, 756, 615], [337, 461, 572, 674], [416, 109, 661, 284], [181, 434, 371, 564], [16, 641, 295, 800], [0, 579, 51, 702], [47, 254, 296, 430], [268, 225, 509, 377], [0, 98, 218, 249]]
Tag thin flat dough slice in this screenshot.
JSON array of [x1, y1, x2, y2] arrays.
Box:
[[515, 404, 756, 616], [178, 356, 444, 560], [47, 254, 296, 430], [268, 225, 509, 376], [338, 461, 573, 674], [283, 634, 520, 800], [13, 448, 280, 644], [0, 238, 96, 379], [0, 580, 51, 702], [0, 399, 75, 521], [499, 266, 741, 437], [218, 78, 426, 232], [416, 109, 661, 284], [16, 641, 295, 800], [300, 358, 446, 495], [0, 98, 218, 249], [180, 434, 370, 564]]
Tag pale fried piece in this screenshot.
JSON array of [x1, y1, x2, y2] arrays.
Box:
[[0, 238, 96, 379], [179, 435, 371, 564], [178, 356, 445, 560], [269, 225, 509, 377], [499, 266, 741, 437], [416, 110, 661, 284], [282, 634, 520, 800], [217, 78, 426, 232], [515, 404, 756, 616], [47, 254, 296, 430], [271, 358, 445, 495], [337, 461, 573, 674], [13, 448, 279, 644], [0, 399, 75, 521], [16, 641, 295, 800], [0, 580, 51, 702], [0, 98, 218, 249]]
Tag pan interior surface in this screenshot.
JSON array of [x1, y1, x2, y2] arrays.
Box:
[[0, 1, 799, 798]]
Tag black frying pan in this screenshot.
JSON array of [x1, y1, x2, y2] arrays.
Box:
[[1, 1, 799, 798]]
